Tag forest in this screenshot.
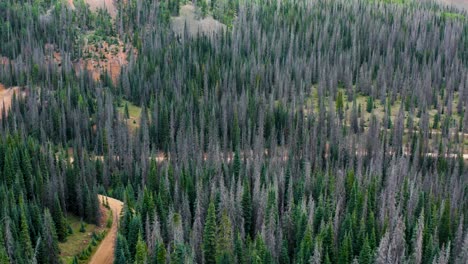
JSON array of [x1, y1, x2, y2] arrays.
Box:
[[0, 0, 467, 263]]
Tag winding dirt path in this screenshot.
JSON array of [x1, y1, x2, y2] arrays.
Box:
[[89, 195, 124, 264]]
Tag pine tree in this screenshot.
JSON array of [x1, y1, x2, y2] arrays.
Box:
[[115, 234, 130, 264], [0, 227, 10, 264], [359, 237, 372, 264], [203, 201, 217, 264], [155, 243, 166, 264], [170, 243, 187, 264], [217, 209, 233, 262], [3, 149, 14, 187], [234, 232, 244, 264], [19, 197, 33, 261], [134, 234, 147, 264], [124, 103, 130, 119], [199, 0, 208, 17], [366, 96, 373, 113], [53, 196, 68, 242], [439, 199, 451, 247], [336, 91, 344, 119], [241, 182, 253, 238], [297, 225, 313, 263], [338, 232, 353, 264], [41, 209, 60, 264], [128, 215, 142, 259]]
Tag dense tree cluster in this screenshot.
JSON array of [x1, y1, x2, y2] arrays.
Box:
[[0, 0, 467, 263]]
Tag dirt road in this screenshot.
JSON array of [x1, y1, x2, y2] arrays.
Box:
[[89, 195, 124, 264]]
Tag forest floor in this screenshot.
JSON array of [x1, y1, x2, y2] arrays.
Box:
[[88, 195, 124, 264], [171, 4, 226, 37]]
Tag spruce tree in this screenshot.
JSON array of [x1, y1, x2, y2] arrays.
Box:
[[439, 199, 451, 247], [241, 182, 252, 238], [155, 243, 167, 264], [19, 197, 33, 262], [134, 234, 147, 264], [203, 201, 217, 264], [115, 234, 130, 264], [359, 237, 372, 264], [0, 227, 10, 264], [41, 209, 60, 264], [217, 209, 233, 262], [53, 196, 68, 242]]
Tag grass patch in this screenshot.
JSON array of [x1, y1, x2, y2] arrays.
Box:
[[117, 99, 142, 130], [59, 209, 111, 264], [303, 85, 461, 132], [59, 215, 100, 263], [442, 12, 465, 20]]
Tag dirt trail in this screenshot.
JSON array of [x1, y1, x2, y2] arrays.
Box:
[[89, 195, 124, 264]]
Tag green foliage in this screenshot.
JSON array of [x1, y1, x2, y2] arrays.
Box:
[[366, 96, 374, 113], [217, 210, 234, 262], [79, 220, 86, 233], [115, 234, 131, 264], [203, 201, 217, 264], [134, 234, 147, 264], [336, 91, 344, 118], [53, 196, 68, 242], [241, 182, 253, 238], [198, 0, 209, 18], [438, 199, 451, 247]]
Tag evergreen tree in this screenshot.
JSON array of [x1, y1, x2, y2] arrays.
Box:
[[41, 209, 60, 264], [217, 209, 234, 262], [115, 234, 130, 264], [359, 237, 372, 264], [366, 96, 374, 113], [242, 182, 253, 238], [203, 201, 217, 264], [134, 234, 147, 264], [0, 227, 10, 264], [53, 196, 68, 242], [439, 199, 451, 247], [155, 243, 167, 264], [19, 197, 33, 262]]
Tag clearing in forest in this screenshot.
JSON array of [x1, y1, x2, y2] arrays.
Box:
[[0, 84, 22, 118], [59, 205, 110, 263], [82, 0, 118, 18], [171, 4, 227, 37], [117, 99, 142, 130], [74, 35, 134, 84]]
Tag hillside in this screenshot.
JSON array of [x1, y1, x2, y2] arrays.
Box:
[[0, 0, 467, 264]]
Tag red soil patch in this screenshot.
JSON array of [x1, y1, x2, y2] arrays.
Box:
[[0, 84, 24, 118], [83, 0, 117, 18], [44, 40, 134, 85], [0, 57, 9, 66], [67, 0, 75, 9], [74, 39, 135, 84]]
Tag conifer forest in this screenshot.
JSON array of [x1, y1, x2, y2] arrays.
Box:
[[0, 0, 468, 263]]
